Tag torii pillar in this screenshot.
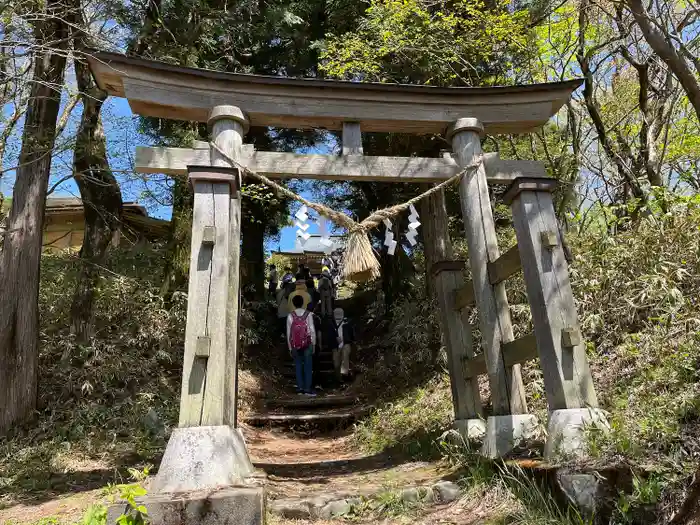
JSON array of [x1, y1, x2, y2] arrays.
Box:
[[138, 106, 264, 525], [448, 118, 538, 458]]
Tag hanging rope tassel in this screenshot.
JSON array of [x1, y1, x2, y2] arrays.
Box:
[[209, 141, 482, 282]]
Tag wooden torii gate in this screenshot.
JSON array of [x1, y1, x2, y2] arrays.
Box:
[[89, 51, 606, 523]]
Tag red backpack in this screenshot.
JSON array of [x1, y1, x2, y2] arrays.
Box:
[[290, 311, 312, 350]]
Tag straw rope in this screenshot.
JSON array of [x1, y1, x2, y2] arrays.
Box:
[[209, 141, 482, 281]]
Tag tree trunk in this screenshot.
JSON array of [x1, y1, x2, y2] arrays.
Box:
[[69, 56, 123, 342], [627, 0, 700, 123], [0, 1, 69, 434], [241, 216, 265, 301], [160, 175, 193, 300]]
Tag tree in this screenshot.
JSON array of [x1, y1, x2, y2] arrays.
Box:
[[0, 0, 70, 434], [69, 7, 124, 341], [626, 0, 700, 124]]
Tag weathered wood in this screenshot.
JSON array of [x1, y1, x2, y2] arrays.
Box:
[[434, 267, 483, 419], [135, 147, 549, 185], [431, 260, 465, 275], [89, 51, 581, 135], [342, 122, 363, 155], [200, 183, 234, 426], [503, 177, 558, 204], [210, 106, 248, 168], [210, 106, 246, 428], [502, 333, 539, 366], [463, 333, 538, 378], [487, 244, 521, 285], [454, 280, 476, 310], [180, 181, 216, 427], [196, 336, 211, 357], [510, 186, 598, 410], [178, 106, 247, 428], [227, 186, 242, 426], [450, 118, 528, 416], [540, 231, 558, 249], [202, 226, 216, 245]]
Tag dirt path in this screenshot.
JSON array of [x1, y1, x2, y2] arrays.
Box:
[[0, 425, 457, 525], [245, 425, 456, 501]]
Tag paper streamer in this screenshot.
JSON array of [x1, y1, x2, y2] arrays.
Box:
[[295, 205, 310, 244], [405, 203, 421, 247], [383, 218, 397, 255]]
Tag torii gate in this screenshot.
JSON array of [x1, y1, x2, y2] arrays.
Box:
[[90, 51, 606, 524]]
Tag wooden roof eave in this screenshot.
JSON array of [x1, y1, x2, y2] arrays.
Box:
[[87, 50, 582, 135]]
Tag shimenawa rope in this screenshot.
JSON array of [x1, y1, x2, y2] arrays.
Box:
[[209, 141, 482, 281]]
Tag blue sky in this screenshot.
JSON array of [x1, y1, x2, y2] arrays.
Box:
[[2, 89, 307, 253]]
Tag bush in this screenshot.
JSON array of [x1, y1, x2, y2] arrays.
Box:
[[1, 246, 186, 503]]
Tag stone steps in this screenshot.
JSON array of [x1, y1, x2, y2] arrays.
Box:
[[243, 406, 371, 428], [265, 394, 358, 409]]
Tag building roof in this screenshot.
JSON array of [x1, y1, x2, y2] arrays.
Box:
[[45, 197, 148, 216], [44, 197, 170, 239], [273, 235, 344, 256]]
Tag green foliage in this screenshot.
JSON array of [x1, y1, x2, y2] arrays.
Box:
[[614, 473, 663, 524], [77, 505, 107, 525], [321, 0, 528, 85], [353, 375, 453, 456], [0, 248, 185, 503], [571, 194, 700, 469]]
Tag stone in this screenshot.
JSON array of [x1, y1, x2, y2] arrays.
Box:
[[143, 408, 165, 436], [454, 418, 487, 443], [544, 408, 609, 461], [317, 499, 352, 519], [432, 481, 461, 503], [269, 498, 312, 519], [556, 471, 601, 517], [401, 487, 421, 503], [481, 414, 540, 459], [107, 486, 264, 525], [152, 425, 254, 493]]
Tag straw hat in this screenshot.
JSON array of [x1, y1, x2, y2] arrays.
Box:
[[288, 288, 311, 311]]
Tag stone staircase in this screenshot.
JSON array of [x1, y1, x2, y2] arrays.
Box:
[[243, 343, 370, 429]]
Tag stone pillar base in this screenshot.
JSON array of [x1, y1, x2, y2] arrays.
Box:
[[481, 414, 539, 459], [107, 487, 265, 525], [454, 418, 487, 443], [153, 426, 256, 493], [545, 408, 609, 461]]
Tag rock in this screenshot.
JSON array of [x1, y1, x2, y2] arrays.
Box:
[[269, 498, 312, 519], [317, 498, 352, 519], [401, 487, 432, 503], [151, 426, 254, 493], [143, 408, 165, 435], [401, 487, 421, 503], [545, 408, 610, 461], [432, 481, 461, 503], [107, 487, 264, 525], [556, 472, 601, 518], [481, 414, 540, 459]]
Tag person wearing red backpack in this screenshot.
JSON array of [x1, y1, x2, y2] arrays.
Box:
[[287, 294, 317, 396]]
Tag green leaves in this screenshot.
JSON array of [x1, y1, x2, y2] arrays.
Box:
[[320, 0, 528, 86]]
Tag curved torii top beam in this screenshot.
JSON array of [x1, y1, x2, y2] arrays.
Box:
[[88, 50, 581, 135]]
